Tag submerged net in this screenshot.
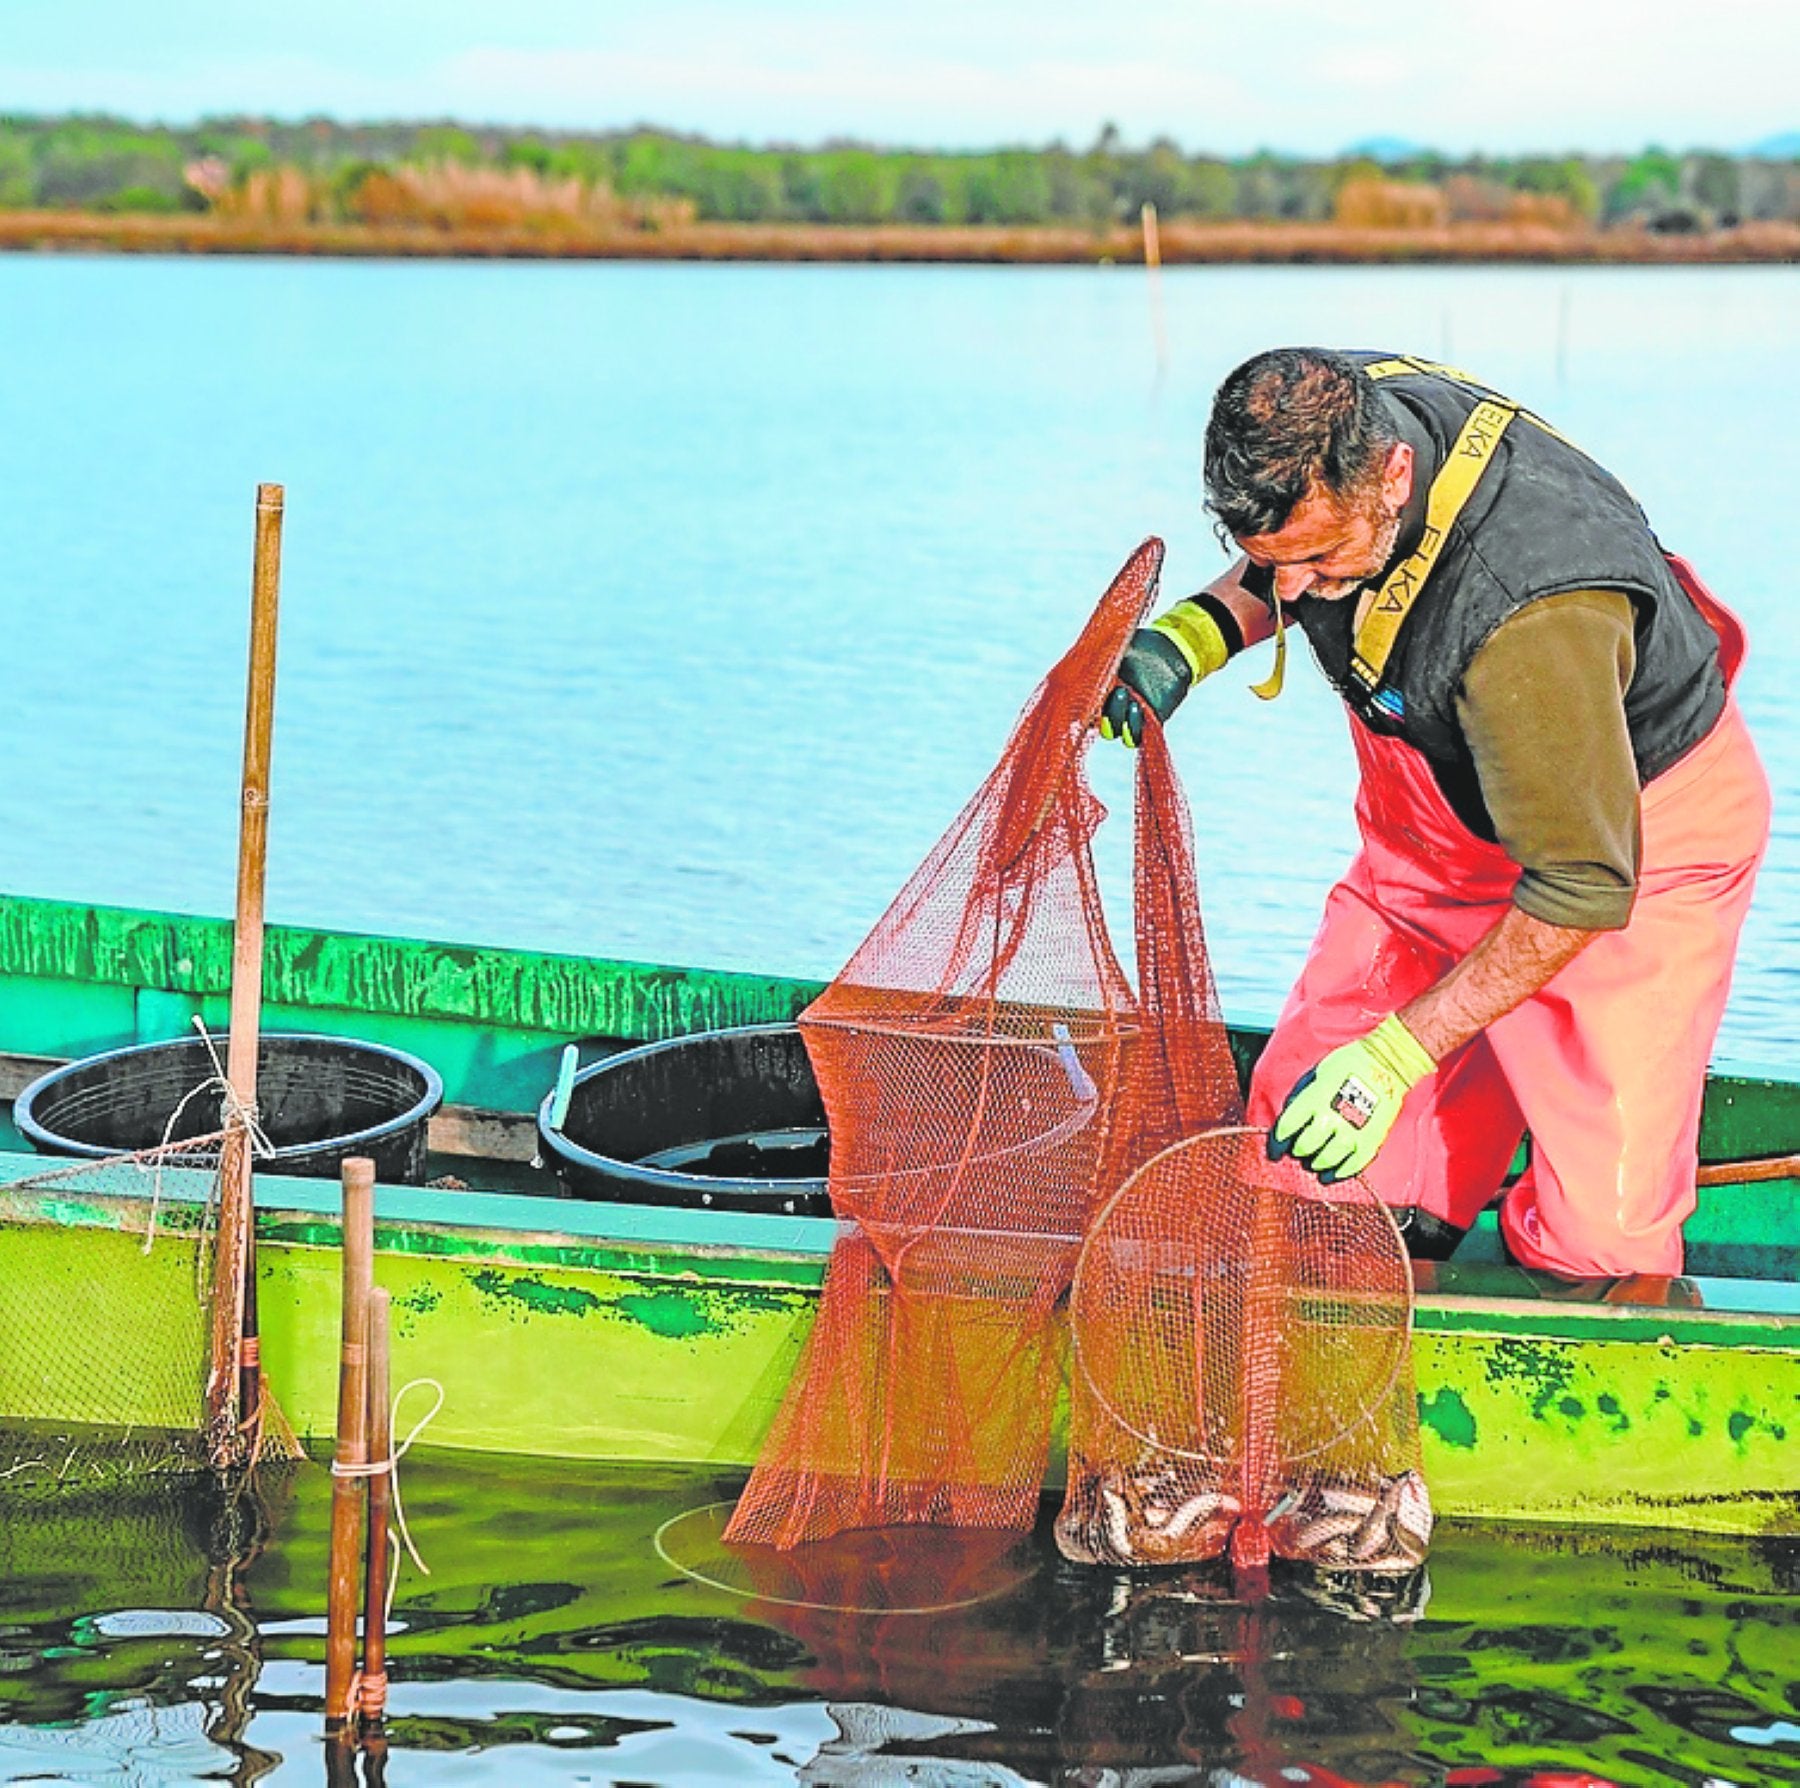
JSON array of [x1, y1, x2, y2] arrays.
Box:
[[0, 1134, 300, 1491], [1062, 1127, 1429, 1574], [726, 538, 1245, 1549]]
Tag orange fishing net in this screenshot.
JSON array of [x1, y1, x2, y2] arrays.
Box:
[[1062, 1128, 1428, 1574], [725, 538, 1427, 1573]]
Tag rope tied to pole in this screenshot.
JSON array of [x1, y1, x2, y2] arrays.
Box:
[[329, 1373, 442, 1724], [192, 1018, 278, 1157], [135, 1020, 279, 1255], [328, 1376, 443, 1587]]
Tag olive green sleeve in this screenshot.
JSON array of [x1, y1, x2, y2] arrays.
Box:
[[1455, 589, 1641, 931]]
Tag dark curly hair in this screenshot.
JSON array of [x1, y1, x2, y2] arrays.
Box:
[[1203, 348, 1398, 539]]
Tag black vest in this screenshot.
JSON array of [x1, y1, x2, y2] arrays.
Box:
[[1287, 355, 1725, 839]]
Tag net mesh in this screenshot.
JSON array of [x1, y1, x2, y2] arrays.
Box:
[[725, 537, 1428, 1568], [726, 539, 1244, 1549], [1062, 1128, 1429, 1574], [0, 1134, 300, 1490]]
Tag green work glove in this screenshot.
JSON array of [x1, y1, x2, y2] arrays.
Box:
[[1099, 595, 1239, 749], [1267, 1014, 1436, 1185]]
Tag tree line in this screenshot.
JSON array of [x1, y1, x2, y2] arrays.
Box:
[[2, 113, 1795, 232]]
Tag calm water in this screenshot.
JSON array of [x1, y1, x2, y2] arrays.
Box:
[[0, 1453, 1794, 1786], [0, 258, 1794, 1062]]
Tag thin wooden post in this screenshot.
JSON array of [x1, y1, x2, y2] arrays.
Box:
[[324, 1735, 361, 1787], [325, 1156, 374, 1732], [1140, 197, 1162, 267], [360, 1285, 393, 1728], [1140, 201, 1169, 373], [207, 482, 284, 1458]]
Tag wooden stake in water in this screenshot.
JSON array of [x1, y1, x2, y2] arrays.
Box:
[[361, 1285, 394, 1727], [207, 482, 284, 1462], [325, 1157, 375, 1732], [1141, 201, 1169, 374]]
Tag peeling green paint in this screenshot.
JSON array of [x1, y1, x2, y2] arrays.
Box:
[[614, 1290, 717, 1340], [265, 1218, 342, 1250], [0, 891, 823, 1042], [468, 1268, 601, 1320], [1728, 1412, 1754, 1445], [1484, 1337, 1577, 1418], [40, 1199, 122, 1228], [1558, 1396, 1585, 1420], [1595, 1393, 1630, 1433], [395, 1284, 442, 1316], [730, 1286, 809, 1316], [1419, 1387, 1478, 1449], [244, 1210, 826, 1293]]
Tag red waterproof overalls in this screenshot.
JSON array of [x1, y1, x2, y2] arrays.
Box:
[[1244, 559, 1770, 1278]]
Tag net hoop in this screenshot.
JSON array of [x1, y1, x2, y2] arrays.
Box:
[[653, 1502, 1038, 1615], [803, 1011, 1141, 1047], [804, 1036, 1118, 1204], [1069, 1125, 1414, 1467]]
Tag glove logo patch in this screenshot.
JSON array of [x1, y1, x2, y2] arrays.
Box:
[[1331, 1075, 1379, 1131]]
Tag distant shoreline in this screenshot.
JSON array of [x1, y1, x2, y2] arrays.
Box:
[[3, 210, 1798, 265]]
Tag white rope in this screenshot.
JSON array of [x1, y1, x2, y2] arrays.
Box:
[[147, 1019, 277, 1259], [329, 1376, 444, 1598], [189, 1018, 278, 1158]]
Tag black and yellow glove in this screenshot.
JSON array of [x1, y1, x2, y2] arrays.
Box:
[[1099, 593, 1242, 749]]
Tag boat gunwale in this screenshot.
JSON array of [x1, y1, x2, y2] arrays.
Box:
[[2, 1149, 1794, 1349]]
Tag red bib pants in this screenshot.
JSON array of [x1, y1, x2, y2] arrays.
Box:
[[1244, 562, 1770, 1277]]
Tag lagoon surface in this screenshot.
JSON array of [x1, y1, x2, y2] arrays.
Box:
[[0, 257, 1794, 1060], [0, 1455, 1796, 1787]]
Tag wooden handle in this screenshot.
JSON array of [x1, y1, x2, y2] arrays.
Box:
[[208, 482, 285, 1457], [226, 482, 283, 1102], [1697, 1151, 1800, 1187]]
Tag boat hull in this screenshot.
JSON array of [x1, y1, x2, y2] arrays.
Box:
[[1, 1163, 1793, 1536], [0, 891, 1793, 1534]]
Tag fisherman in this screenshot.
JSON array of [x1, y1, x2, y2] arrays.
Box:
[[1101, 348, 1769, 1278]]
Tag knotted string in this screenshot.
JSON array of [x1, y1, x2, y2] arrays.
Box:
[[329, 1376, 444, 1587], [140, 1019, 278, 1255]]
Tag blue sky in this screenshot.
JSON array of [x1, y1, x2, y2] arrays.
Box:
[[3, 1, 1792, 157]]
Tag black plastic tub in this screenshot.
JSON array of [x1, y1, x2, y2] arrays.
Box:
[[16, 1032, 445, 1185], [537, 1023, 831, 1215]]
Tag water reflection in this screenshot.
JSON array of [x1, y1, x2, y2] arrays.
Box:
[[0, 1470, 290, 1783], [0, 1456, 1791, 1785]]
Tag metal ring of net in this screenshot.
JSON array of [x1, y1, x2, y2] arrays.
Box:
[[654, 1502, 1038, 1614], [1069, 1125, 1414, 1469]]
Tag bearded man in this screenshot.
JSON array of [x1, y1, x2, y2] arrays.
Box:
[[1102, 348, 1768, 1278]]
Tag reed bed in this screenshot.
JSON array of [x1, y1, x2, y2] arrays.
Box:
[[2, 208, 1795, 264]]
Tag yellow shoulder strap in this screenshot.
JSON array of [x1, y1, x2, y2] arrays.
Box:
[[1366, 352, 1580, 451], [1364, 353, 1486, 387], [1348, 396, 1517, 691]]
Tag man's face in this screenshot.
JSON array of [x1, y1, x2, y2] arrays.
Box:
[[1234, 442, 1413, 604]]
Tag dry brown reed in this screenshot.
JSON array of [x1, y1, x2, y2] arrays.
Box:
[[0, 207, 1794, 265], [341, 161, 678, 233], [1334, 178, 1451, 230]]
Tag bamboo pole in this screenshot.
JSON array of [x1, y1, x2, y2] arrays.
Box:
[[325, 1156, 375, 1732], [360, 1285, 393, 1728], [206, 482, 284, 1459], [323, 1737, 361, 1788]]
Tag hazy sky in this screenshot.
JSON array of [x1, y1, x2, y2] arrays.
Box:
[[4, 1, 1792, 157]]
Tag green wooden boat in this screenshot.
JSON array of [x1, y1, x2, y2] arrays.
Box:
[[0, 891, 1793, 1536]]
